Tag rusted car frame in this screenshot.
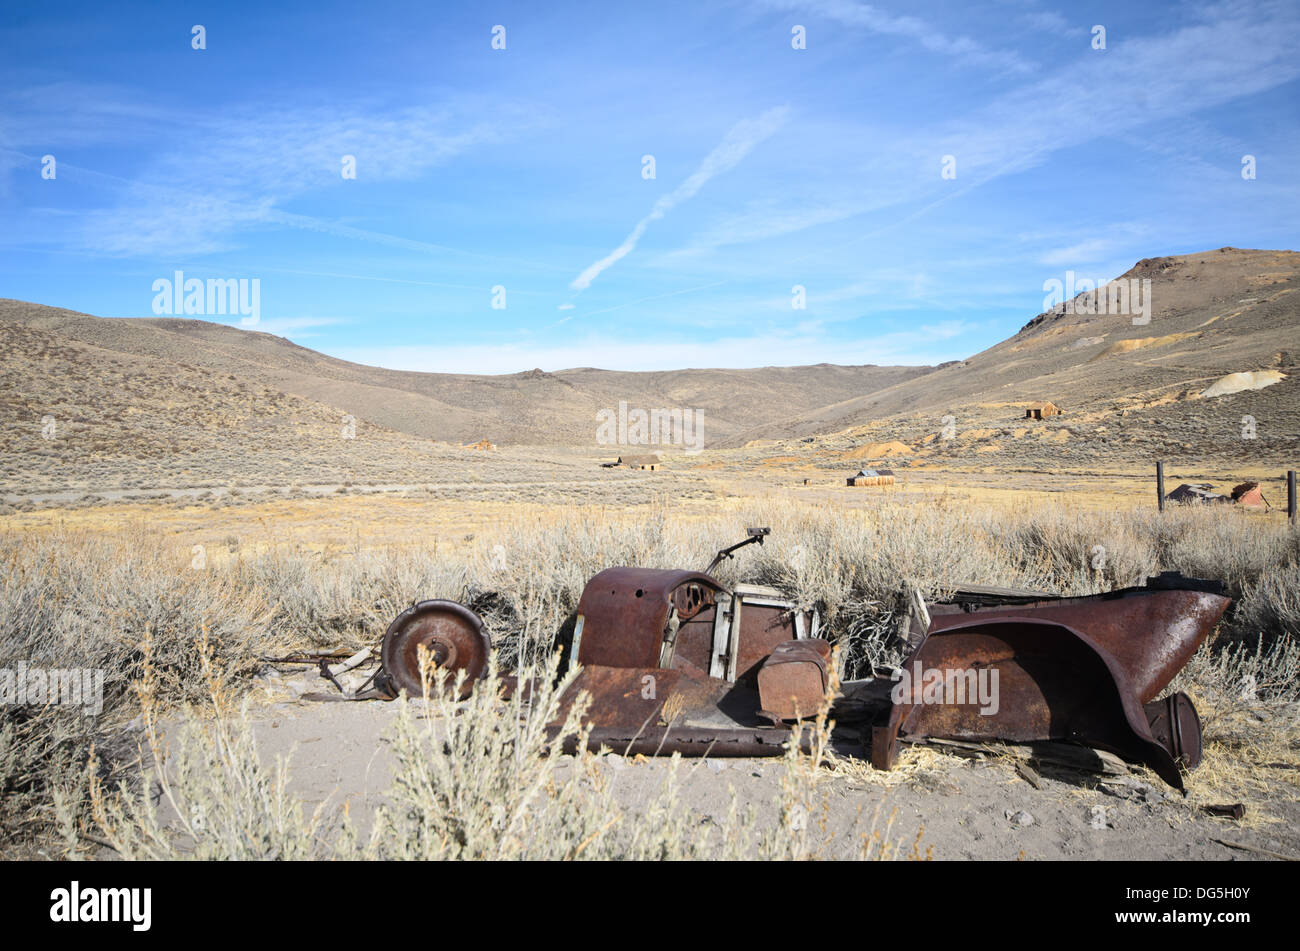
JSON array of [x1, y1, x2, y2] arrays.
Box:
[[370, 530, 1231, 790]]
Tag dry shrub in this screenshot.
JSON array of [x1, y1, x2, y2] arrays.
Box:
[[81, 642, 916, 860], [4, 499, 1298, 856], [371, 651, 738, 860], [87, 632, 339, 860]]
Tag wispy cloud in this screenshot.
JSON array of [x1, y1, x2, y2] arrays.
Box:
[[1039, 239, 1116, 267], [4, 1, 1296, 372], [3, 90, 539, 258], [243, 316, 346, 337], [756, 0, 1035, 74], [669, 1, 1300, 259], [569, 106, 789, 291], [552, 279, 732, 327]]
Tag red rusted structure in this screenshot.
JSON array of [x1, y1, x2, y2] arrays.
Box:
[[870, 577, 1228, 789], [1230, 481, 1267, 508], [372, 532, 1230, 790]]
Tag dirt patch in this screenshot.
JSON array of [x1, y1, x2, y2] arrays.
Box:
[[199, 679, 1300, 861], [1092, 332, 1200, 360], [841, 440, 915, 458], [1201, 370, 1286, 398]]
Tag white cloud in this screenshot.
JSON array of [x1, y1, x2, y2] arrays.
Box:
[[245, 316, 346, 336], [756, 0, 1035, 74], [569, 106, 790, 291], [330, 321, 968, 374], [1039, 239, 1116, 267], [669, 1, 1300, 257]]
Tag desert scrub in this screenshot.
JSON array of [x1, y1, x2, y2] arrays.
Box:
[[87, 632, 340, 860], [82, 643, 908, 860], [0, 528, 274, 857], [4, 498, 1299, 856], [371, 651, 744, 860], [1, 705, 100, 858], [84, 645, 742, 860], [375, 649, 901, 859], [1225, 560, 1300, 656]]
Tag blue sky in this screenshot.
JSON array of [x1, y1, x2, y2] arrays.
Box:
[[1, 0, 1297, 373]]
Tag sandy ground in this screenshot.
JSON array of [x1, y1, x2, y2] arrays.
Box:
[[10, 462, 1294, 861], [143, 668, 1297, 862]]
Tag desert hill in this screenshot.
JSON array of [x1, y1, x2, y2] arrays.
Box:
[[2, 247, 1296, 495], [0, 297, 927, 493], [0, 299, 930, 448], [725, 247, 1299, 467]]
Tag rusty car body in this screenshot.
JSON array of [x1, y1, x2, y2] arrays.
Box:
[[372, 530, 1230, 790]]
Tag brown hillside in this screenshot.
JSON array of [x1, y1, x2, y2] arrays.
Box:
[[724, 248, 1300, 467], [0, 299, 931, 448]]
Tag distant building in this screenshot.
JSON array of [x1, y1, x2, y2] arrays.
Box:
[[1166, 483, 1228, 505], [604, 454, 661, 471], [1024, 402, 1063, 420], [847, 468, 895, 487]]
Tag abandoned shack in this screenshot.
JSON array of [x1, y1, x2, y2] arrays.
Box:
[[847, 468, 895, 487], [1024, 402, 1063, 420], [1230, 481, 1268, 508], [1166, 483, 1229, 505]]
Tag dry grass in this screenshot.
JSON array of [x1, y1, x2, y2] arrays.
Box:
[[3, 497, 1298, 858], [79, 641, 909, 860]]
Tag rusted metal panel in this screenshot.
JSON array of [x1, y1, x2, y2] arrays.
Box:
[[670, 614, 719, 675], [557, 664, 765, 730], [732, 585, 809, 683], [872, 616, 1191, 790], [574, 567, 722, 669], [928, 578, 1229, 703], [757, 639, 831, 720]]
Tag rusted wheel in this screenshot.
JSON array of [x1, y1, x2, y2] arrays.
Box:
[[380, 599, 489, 699]]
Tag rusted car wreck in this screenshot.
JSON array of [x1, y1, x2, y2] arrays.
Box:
[[368, 529, 1229, 791]]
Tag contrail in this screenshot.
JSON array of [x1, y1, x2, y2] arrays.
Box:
[[569, 106, 789, 292]]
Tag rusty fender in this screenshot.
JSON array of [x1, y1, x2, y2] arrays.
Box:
[[927, 577, 1230, 704], [871, 617, 1197, 791]]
